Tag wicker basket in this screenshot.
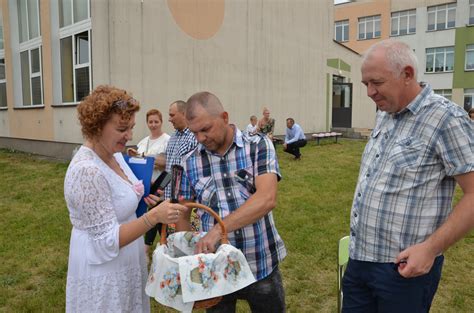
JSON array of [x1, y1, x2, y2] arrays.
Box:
[[159, 202, 229, 310]]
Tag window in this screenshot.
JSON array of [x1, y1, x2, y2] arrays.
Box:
[[59, 0, 89, 28], [470, 0, 474, 25], [391, 9, 416, 36], [425, 47, 454, 73], [20, 47, 43, 106], [434, 89, 452, 100], [59, 0, 91, 103], [464, 89, 474, 111], [358, 15, 381, 40], [18, 0, 43, 106], [427, 3, 456, 31], [466, 44, 474, 71], [335, 20, 349, 42], [0, 58, 6, 108], [0, 13, 6, 108]]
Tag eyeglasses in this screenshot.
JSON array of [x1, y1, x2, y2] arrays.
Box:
[[111, 98, 137, 110]]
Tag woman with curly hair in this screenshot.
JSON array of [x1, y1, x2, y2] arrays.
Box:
[[64, 85, 187, 312]]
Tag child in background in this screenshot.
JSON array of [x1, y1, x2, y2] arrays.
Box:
[[246, 115, 258, 142]]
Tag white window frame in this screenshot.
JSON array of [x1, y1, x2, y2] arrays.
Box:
[[0, 12, 6, 108], [425, 46, 454, 73], [58, 0, 91, 105], [19, 40, 43, 106], [469, 0, 474, 25], [335, 20, 349, 42], [427, 3, 456, 31], [465, 44, 474, 71], [433, 89, 452, 100], [391, 9, 416, 36], [464, 89, 474, 111], [358, 15, 381, 40], [18, 0, 43, 106]]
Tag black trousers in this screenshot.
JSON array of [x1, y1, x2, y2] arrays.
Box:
[[284, 139, 307, 158]]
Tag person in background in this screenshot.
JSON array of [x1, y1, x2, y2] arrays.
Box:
[[134, 109, 170, 257], [283, 118, 306, 160], [257, 107, 275, 141], [245, 115, 259, 142], [181, 91, 287, 313], [134, 109, 170, 182], [342, 39, 474, 313], [163, 100, 198, 200], [469, 107, 474, 120], [63, 85, 187, 312]]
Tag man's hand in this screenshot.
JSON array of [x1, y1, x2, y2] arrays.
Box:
[[395, 242, 437, 278], [283, 143, 287, 150], [195, 226, 221, 254]]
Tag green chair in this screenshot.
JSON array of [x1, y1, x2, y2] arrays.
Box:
[[337, 236, 350, 313]]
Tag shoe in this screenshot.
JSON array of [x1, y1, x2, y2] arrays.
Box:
[[294, 155, 301, 160]]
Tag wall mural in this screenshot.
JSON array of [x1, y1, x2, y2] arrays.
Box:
[[167, 0, 225, 40]]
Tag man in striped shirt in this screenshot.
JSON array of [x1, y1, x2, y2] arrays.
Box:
[[180, 91, 287, 313], [342, 39, 474, 312]]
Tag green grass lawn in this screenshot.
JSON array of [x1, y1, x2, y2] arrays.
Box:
[[0, 139, 472, 312]]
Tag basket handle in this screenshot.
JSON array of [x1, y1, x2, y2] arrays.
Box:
[[160, 202, 229, 245]]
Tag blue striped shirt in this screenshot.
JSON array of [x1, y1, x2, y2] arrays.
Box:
[[180, 127, 287, 280], [164, 128, 198, 199], [350, 83, 474, 262]]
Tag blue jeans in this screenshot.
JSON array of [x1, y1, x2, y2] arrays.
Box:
[[342, 256, 444, 313], [206, 266, 286, 313]]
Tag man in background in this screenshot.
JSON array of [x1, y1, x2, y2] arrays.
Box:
[[163, 100, 198, 200], [283, 118, 306, 160]]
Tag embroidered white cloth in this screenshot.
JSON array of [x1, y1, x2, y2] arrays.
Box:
[[146, 232, 256, 311]]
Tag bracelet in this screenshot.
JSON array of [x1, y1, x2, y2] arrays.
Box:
[[143, 213, 154, 228]]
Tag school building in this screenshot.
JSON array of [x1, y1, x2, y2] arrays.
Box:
[[334, 0, 474, 111], [0, 0, 375, 160]]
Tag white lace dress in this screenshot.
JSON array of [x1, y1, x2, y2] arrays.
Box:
[[64, 146, 150, 312]]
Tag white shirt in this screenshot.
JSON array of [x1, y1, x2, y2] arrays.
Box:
[[137, 133, 170, 181]]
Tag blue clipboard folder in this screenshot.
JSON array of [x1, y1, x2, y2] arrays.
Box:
[[124, 155, 155, 217]]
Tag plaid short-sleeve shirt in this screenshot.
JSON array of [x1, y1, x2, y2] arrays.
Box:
[[350, 83, 474, 262], [164, 128, 197, 199], [180, 127, 287, 280]]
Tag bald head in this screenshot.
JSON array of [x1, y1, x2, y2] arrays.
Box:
[[186, 92, 225, 121]]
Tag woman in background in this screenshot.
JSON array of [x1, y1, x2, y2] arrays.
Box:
[[258, 107, 276, 140], [64, 85, 187, 312], [135, 109, 170, 182]]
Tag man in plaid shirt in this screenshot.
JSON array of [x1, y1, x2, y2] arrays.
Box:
[[163, 100, 198, 200], [342, 39, 474, 312], [180, 91, 287, 312]]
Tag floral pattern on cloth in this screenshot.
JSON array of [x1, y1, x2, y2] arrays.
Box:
[[146, 231, 256, 310], [145, 244, 193, 313]]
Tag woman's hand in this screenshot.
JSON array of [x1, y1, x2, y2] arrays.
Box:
[[127, 148, 139, 157], [148, 200, 187, 225], [144, 194, 162, 207]]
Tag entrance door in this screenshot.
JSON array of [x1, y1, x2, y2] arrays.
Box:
[[332, 82, 352, 128]]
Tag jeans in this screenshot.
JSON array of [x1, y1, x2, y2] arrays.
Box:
[[206, 266, 286, 313], [284, 139, 307, 158], [342, 256, 444, 313]]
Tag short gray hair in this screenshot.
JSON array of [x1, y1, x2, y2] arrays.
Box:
[[170, 100, 187, 113], [363, 39, 419, 80]]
